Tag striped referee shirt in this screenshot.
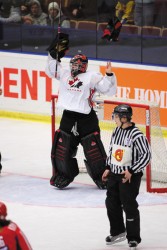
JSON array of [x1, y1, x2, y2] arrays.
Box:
[[106, 123, 151, 174]]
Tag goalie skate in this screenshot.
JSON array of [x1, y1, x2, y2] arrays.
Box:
[[129, 241, 138, 250], [105, 232, 126, 245]]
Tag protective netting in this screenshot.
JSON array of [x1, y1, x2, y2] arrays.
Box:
[[149, 106, 167, 185], [52, 96, 167, 192]]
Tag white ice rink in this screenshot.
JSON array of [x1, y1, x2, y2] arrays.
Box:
[[0, 118, 167, 250]]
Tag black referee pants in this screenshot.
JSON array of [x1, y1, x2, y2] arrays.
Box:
[[106, 172, 142, 243]]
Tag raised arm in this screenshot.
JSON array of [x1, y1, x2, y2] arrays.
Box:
[[95, 61, 117, 96]]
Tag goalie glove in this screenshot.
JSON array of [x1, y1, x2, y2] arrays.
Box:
[[47, 33, 69, 61], [102, 16, 122, 42]]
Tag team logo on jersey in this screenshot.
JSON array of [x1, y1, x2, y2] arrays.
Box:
[[68, 77, 83, 89], [114, 149, 124, 162], [111, 145, 132, 166]]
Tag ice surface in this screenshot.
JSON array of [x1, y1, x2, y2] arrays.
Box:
[[0, 118, 167, 250]]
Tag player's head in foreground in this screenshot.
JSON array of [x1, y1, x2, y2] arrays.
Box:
[[0, 201, 7, 220], [70, 53, 88, 77], [112, 104, 133, 127]]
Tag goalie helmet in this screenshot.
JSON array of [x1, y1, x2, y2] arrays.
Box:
[[113, 104, 132, 121], [70, 54, 88, 77], [0, 201, 7, 219]]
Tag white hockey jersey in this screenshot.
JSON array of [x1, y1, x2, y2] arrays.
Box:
[[45, 54, 117, 114]]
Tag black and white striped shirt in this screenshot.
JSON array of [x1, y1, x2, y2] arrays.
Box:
[[106, 123, 151, 174]]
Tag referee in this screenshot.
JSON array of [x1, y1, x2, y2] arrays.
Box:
[[102, 104, 151, 249]]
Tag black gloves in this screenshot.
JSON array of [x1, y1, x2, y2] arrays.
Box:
[[47, 33, 69, 61], [102, 17, 122, 42]]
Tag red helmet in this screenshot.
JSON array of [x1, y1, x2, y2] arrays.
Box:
[[0, 202, 7, 219], [70, 54, 88, 77]]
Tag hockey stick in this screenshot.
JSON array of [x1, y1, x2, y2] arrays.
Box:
[[55, 0, 62, 77], [51, 0, 62, 181]]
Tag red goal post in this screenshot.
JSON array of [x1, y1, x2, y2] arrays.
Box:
[[51, 94, 167, 193]]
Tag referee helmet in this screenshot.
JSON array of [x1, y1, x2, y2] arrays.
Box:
[[113, 104, 133, 121]]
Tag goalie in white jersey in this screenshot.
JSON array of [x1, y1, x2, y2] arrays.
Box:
[[45, 33, 117, 189], [102, 104, 151, 249]]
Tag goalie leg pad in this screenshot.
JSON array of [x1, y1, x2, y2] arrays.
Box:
[[51, 129, 79, 188], [81, 132, 107, 189]]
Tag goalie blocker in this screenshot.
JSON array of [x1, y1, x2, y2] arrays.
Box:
[[51, 130, 107, 189]]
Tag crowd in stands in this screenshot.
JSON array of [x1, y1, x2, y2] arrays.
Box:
[[0, 0, 166, 28], [0, 0, 70, 28]]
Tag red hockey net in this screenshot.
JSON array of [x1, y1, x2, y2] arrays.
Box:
[[51, 95, 167, 193]]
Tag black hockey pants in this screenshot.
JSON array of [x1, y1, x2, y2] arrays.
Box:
[[106, 172, 142, 243], [59, 108, 100, 148]]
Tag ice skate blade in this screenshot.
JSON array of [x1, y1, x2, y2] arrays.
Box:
[[129, 240, 138, 249], [106, 235, 126, 245]]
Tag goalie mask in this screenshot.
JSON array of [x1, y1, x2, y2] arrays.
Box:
[[112, 104, 132, 122], [0, 201, 7, 219], [70, 54, 88, 77]]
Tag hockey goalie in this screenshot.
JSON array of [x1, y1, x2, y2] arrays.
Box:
[[45, 32, 117, 189]]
